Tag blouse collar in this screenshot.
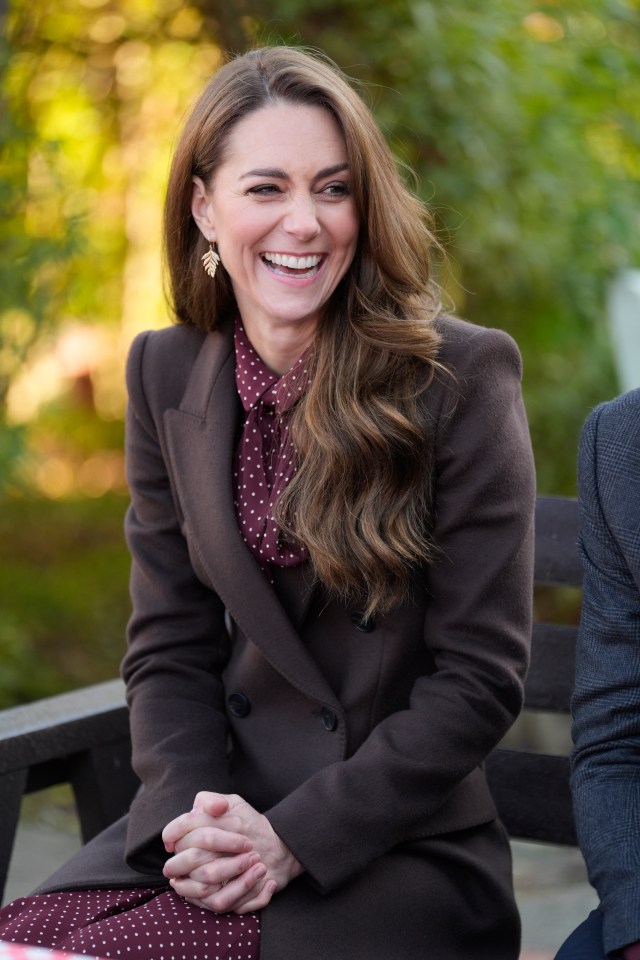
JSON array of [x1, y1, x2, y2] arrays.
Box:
[[233, 319, 310, 415]]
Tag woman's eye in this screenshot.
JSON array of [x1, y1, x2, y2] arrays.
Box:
[[322, 181, 350, 197], [247, 184, 280, 196]]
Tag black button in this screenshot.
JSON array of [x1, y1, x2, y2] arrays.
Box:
[[228, 693, 251, 718], [350, 611, 376, 633], [320, 708, 338, 731]]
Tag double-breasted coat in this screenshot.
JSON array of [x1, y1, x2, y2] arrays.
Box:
[[37, 314, 536, 959]]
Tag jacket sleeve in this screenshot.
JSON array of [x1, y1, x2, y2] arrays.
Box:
[[266, 323, 536, 892], [570, 396, 640, 957], [121, 331, 234, 875]]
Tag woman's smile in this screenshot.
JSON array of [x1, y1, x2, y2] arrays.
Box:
[[260, 251, 326, 281], [262, 251, 324, 273]]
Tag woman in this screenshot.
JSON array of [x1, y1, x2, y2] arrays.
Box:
[[0, 45, 535, 960]]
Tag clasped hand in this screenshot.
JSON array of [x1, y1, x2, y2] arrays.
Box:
[[162, 792, 303, 914]]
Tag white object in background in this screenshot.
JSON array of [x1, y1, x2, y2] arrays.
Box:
[[607, 269, 640, 392], [0, 945, 103, 959]]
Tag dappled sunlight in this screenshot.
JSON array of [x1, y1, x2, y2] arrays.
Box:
[[7, 323, 117, 423], [1, 1, 229, 506], [6, 352, 61, 423], [88, 12, 127, 44], [6, 321, 128, 499], [587, 121, 640, 178], [34, 454, 75, 499], [77, 450, 126, 496], [523, 12, 565, 41], [32, 448, 126, 499]]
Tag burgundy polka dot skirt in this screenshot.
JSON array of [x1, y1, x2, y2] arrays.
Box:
[[0, 887, 260, 960]]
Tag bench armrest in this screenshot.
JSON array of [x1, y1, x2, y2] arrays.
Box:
[[0, 680, 138, 902]]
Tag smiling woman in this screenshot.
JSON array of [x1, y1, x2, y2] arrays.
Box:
[[0, 45, 536, 960]]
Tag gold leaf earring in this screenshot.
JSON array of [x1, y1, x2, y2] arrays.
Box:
[[202, 239, 220, 279]]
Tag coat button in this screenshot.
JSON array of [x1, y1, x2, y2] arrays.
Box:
[[321, 708, 338, 731], [228, 693, 251, 718], [350, 611, 376, 633]]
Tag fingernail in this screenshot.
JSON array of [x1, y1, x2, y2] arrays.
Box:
[[254, 864, 267, 879], [249, 853, 260, 866]]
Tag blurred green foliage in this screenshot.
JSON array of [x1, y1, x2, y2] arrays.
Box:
[[0, 495, 130, 708], [0, 0, 638, 704]]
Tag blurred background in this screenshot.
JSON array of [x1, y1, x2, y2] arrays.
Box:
[[1, 0, 639, 710]]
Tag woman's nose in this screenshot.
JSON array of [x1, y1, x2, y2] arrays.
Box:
[[282, 196, 321, 240]]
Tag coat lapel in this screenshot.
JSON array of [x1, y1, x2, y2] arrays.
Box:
[[164, 326, 340, 711]]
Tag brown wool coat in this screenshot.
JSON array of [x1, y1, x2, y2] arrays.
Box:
[[38, 315, 536, 959]]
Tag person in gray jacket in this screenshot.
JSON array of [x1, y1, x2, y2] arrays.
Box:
[[556, 388, 640, 960]]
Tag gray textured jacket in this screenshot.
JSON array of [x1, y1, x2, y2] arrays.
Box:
[[571, 388, 640, 957]]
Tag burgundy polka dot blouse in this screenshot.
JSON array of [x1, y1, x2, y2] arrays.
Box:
[[233, 319, 309, 569]]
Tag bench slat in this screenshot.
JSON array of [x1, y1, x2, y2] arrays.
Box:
[[0, 680, 128, 776], [524, 623, 578, 711], [534, 496, 581, 587]]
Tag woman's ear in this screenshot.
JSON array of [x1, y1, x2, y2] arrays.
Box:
[[191, 176, 216, 241]]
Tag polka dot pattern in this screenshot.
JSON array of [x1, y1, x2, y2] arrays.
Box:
[[0, 888, 259, 960], [233, 319, 309, 570]]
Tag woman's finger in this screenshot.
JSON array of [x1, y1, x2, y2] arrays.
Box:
[[164, 840, 252, 879], [171, 825, 252, 858], [232, 879, 278, 915], [189, 852, 261, 887], [175, 818, 246, 849], [163, 808, 219, 849], [163, 806, 237, 849], [163, 794, 233, 846], [171, 862, 268, 913], [165, 849, 260, 884], [164, 845, 213, 880], [165, 813, 247, 852], [169, 877, 214, 901], [192, 792, 229, 816]]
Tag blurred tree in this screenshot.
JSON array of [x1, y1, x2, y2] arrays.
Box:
[[0, 0, 223, 490], [0, 30, 77, 483], [0, 0, 225, 702]]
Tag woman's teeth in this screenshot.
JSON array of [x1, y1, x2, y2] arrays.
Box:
[[262, 252, 322, 272]]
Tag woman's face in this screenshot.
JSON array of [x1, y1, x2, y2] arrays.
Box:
[[192, 101, 359, 354]]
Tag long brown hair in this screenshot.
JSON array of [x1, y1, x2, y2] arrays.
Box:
[[164, 46, 444, 617]]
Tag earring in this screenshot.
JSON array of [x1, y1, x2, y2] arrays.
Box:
[[202, 239, 220, 279]]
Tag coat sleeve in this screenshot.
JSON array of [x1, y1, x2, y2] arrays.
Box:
[[266, 323, 536, 892], [121, 331, 234, 875], [570, 394, 640, 957]]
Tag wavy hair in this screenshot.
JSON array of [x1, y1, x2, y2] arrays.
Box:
[[164, 46, 444, 618]]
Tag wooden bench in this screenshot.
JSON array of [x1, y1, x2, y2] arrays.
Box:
[[0, 494, 581, 904]]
